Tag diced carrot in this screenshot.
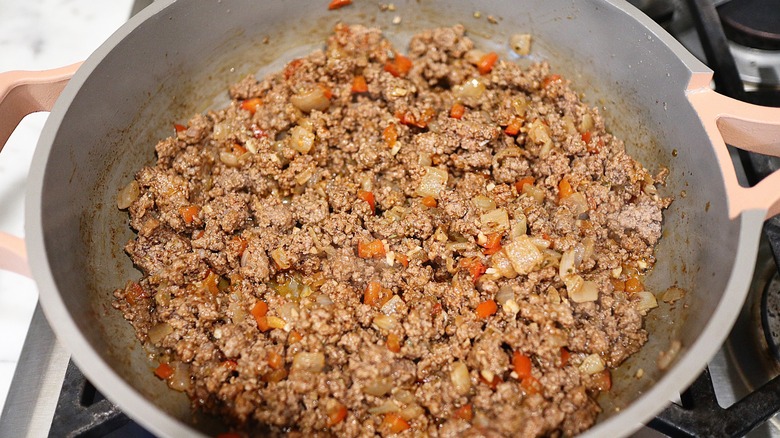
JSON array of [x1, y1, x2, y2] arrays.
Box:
[[268, 351, 284, 370], [453, 403, 473, 421], [521, 376, 543, 395], [625, 276, 644, 293], [512, 351, 532, 379], [384, 53, 413, 77], [363, 281, 391, 307], [581, 131, 592, 144], [558, 177, 574, 200], [328, 0, 351, 10], [395, 108, 435, 129], [357, 190, 376, 214], [480, 232, 502, 255], [240, 97, 263, 114], [351, 75, 368, 93], [432, 302, 443, 316], [515, 176, 536, 194], [192, 229, 205, 240], [173, 123, 186, 133], [154, 362, 174, 380], [477, 52, 499, 75], [179, 205, 200, 224], [203, 270, 220, 295], [382, 124, 398, 148], [386, 333, 402, 353], [126, 281, 147, 306], [255, 317, 271, 332], [421, 196, 437, 208], [396, 253, 409, 268], [542, 74, 562, 88], [504, 117, 523, 136], [252, 301, 271, 331], [232, 236, 248, 256], [288, 330, 303, 344], [593, 369, 612, 391], [284, 59, 304, 79], [476, 299, 498, 318], [262, 368, 288, 383], [222, 360, 238, 371], [611, 278, 626, 292], [459, 257, 486, 283], [560, 347, 571, 367], [357, 239, 386, 259], [327, 401, 348, 427], [381, 412, 411, 433], [232, 143, 248, 156], [450, 103, 466, 120]]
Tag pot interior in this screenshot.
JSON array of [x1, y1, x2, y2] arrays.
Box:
[[32, 0, 742, 435]]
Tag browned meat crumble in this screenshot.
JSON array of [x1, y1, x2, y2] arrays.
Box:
[[113, 24, 671, 437]]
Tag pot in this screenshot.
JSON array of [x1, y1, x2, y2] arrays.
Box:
[[2, 0, 780, 436]]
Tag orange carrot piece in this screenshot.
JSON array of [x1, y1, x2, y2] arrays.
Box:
[[386, 333, 402, 353], [328, 0, 351, 10], [476, 299, 498, 318], [154, 362, 174, 380], [450, 103, 466, 119], [512, 351, 532, 380], [240, 97, 263, 114], [351, 75, 368, 93], [477, 52, 499, 75], [357, 190, 376, 214]]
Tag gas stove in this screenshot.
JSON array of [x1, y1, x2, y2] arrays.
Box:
[[1, 0, 779, 436]]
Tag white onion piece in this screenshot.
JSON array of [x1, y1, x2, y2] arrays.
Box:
[[454, 78, 486, 99], [116, 180, 140, 210], [579, 354, 605, 375], [559, 249, 576, 278], [579, 113, 595, 133], [147, 322, 173, 344], [393, 389, 415, 404], [522, 184, 545, 204], [512, 95, 529, 116], [450, 361, 471, 395], [363, 379, 393, 397], [415, 167, 448, 199], [280, 302, 299, 322], [219, 151, 240, 167], [569, 280, 599, 303], [510, 213, 528, 239], [510, 33, 533, 56], [480, 208, 509, 233], [561, 192, 589, 216], [368, 400, 401, 415], [503, 235, 544, 275], [228, 302, 246, 323], [315, 293, 334, 306], [270, 248, 292, 270], [290, 125, 315, 154], [400, 404, 425, 420], [169, 362, 191, 392], [490, 250, 518, 279], [473, 195, 496, 211], [290, 86, 330, 112], [661, 286, 685, 303], [635, 291, 658, 313], [380, 295, 405, 316], [372, 315, 399, 331], [495, 285, 515, 306], [563, 274, 584, 297], [292, 352, 325, 372], [528, 119, 553, 154]]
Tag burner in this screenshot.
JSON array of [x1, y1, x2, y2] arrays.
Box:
[[718, 0, 780, 50], [764, 258, 780, 362]]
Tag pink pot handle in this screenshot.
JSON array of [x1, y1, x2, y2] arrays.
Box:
[[0, 63, 81, 278], [688, 87, 780, 220]]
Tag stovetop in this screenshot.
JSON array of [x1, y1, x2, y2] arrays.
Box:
[[2, 0, 780, 437]]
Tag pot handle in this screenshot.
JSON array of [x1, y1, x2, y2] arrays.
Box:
[[688, 88, 780, 220], [0, 63, 81, 278]]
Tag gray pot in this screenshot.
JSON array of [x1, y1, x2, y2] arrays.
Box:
[[2, 0, 780, 436]]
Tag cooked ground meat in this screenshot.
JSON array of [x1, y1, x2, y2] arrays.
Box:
[[113, 24, 671, 437]]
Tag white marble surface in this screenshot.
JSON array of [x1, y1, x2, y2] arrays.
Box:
[[0, 0, 134, 412]]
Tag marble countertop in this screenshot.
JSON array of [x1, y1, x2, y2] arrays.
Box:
[[0, 0, 134, 412]]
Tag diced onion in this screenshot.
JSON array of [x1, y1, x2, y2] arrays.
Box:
[[418, 152, 433, 167], [561, 192, 589, 216], [290, 124, 315, 154], [381, 295, 405, 316], [393, 389, 415, 404], [569, 279, 599, 303], [510, 212, 528, 239], [528, 119, 553, 156], [228, 302, 246, 323], [372, 314, 399, 331], [563, 274, 584, 296], [363, 379, 393, 397], [148, 322, 173, 344], [490, 250, 518, 279], [579, 354, 605, 375], [562, 115, 578, 136], [579, 113, 594, 133], [522, 184, 545, 204], [169, 362, 191, 392], [315, 293, 335, 306], [473, 195, 496, 211], [219, 151, 240, 167], [271, 248, 292, 270], [480, 208, 509, 233], [291, 87, 330, 113], [292, 352, 325, 372], [368, 400, 401, 415], [415, 167, 448, 199], [400, 404, 425, 420], [503, 235, 544, 275], [450, 361, 471, 395], [495, 285, 515, 306], [657, 340, 682, 370], [635, 291, 658, 313], [559, 249, 576, 278], [511, 95, 528, 117], [295, 166, 316, 185], [280, 303, 300, 322], [510, 33, 533, 56], [117, 180, 140, 210], [454, 78, 486, 99]]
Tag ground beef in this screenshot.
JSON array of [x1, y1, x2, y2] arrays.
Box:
[[113, 24, 672, 437]]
